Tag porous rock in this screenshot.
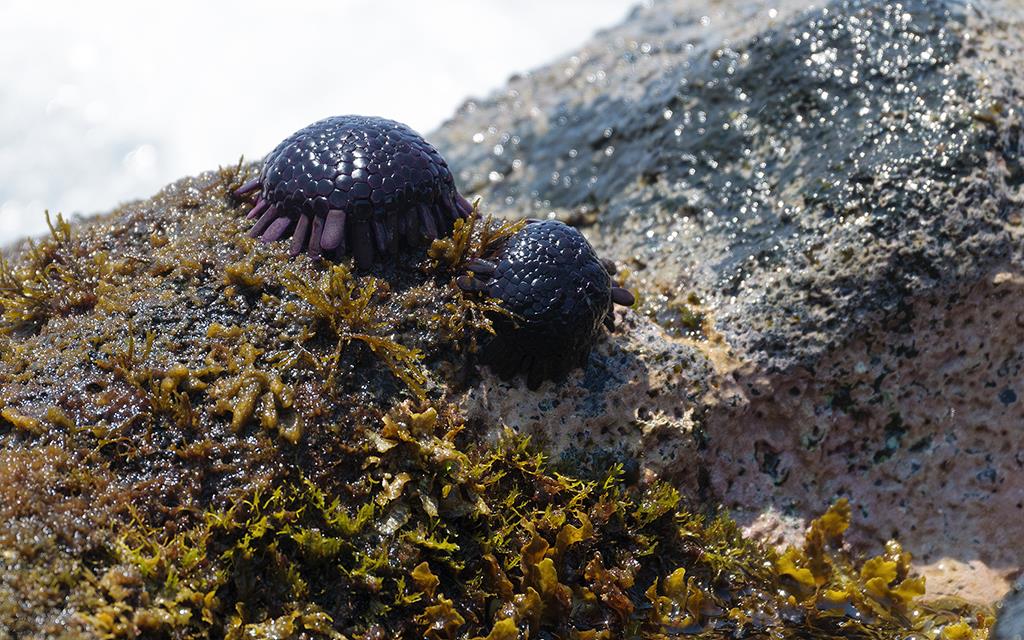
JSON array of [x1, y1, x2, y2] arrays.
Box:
[[994, 580, 1024, 640], [436, 0, 1024, 602]]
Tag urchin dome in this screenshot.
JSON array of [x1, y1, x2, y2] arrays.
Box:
[[492, 220, 612, 339], [457, 220, 635, 388], [262, 116, 452, 218], [235, 115, 473, 268]]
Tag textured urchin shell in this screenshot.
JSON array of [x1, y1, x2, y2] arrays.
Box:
[[236, 115, 472, 268], [460, 220, 632, 389]]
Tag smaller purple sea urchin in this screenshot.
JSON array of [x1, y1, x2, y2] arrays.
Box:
[[235, 115, 473, 268], [457, 220, 635, 389]]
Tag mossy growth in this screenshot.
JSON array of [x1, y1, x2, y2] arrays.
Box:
[[83, 406, 992, 638], [0, 211, 99, 333], [0, 165, 992, 638], [425, 207, 524, 355], [284, 263, 429, 398], [650, 291, 710, 341]]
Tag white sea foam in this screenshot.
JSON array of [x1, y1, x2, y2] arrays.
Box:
[[0, 0, 635, 245]]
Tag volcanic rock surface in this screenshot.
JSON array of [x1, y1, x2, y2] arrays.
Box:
[[433, 0, 1024, 602]]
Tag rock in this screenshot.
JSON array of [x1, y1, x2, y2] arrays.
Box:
[[995, 581, 1024, 640], [462, 310, 712, 490], [1, 0, 1019, 633], [434, 0, 1024, 601], [1, 177, 973, 637]]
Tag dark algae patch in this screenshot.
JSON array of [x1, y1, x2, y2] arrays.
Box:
[[0, 163, 992, 637]]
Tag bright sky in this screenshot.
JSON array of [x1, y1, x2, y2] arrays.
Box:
[[0, 0, 637, 245]]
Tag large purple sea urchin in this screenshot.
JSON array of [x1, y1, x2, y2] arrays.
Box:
[[457, 220, 635, 388], [235, 115, 473, 268]]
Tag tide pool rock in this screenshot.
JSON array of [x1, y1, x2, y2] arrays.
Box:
[[436, 0, 1024, 602]]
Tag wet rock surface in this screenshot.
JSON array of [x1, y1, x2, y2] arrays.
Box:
[[0, 0, 1020, 633], [434, 0, 1024, 601], [994, 580, 1024, 640], [1, 176, 970, 637]]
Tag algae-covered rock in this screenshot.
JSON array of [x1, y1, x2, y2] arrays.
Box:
[[0, 179, 992, 637], [994, 581, 1024, 640], [434, 0, 1024, 602], [1, 169, 990, 637], [0, 0, 1018, 636]]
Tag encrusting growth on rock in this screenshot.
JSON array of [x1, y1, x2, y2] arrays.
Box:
[[0, 161, 992, 637], [0, 211, 98, 332]]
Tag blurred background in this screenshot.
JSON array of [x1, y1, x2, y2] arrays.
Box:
[[0, 0, 636, 246]]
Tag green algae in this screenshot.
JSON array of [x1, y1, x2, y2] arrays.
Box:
[[0, 165, 992, 638], [283, 263, 429, 400], [426, 210, 525, 356], [0, 211, 98, 334], [82, 418, 995, 639]]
